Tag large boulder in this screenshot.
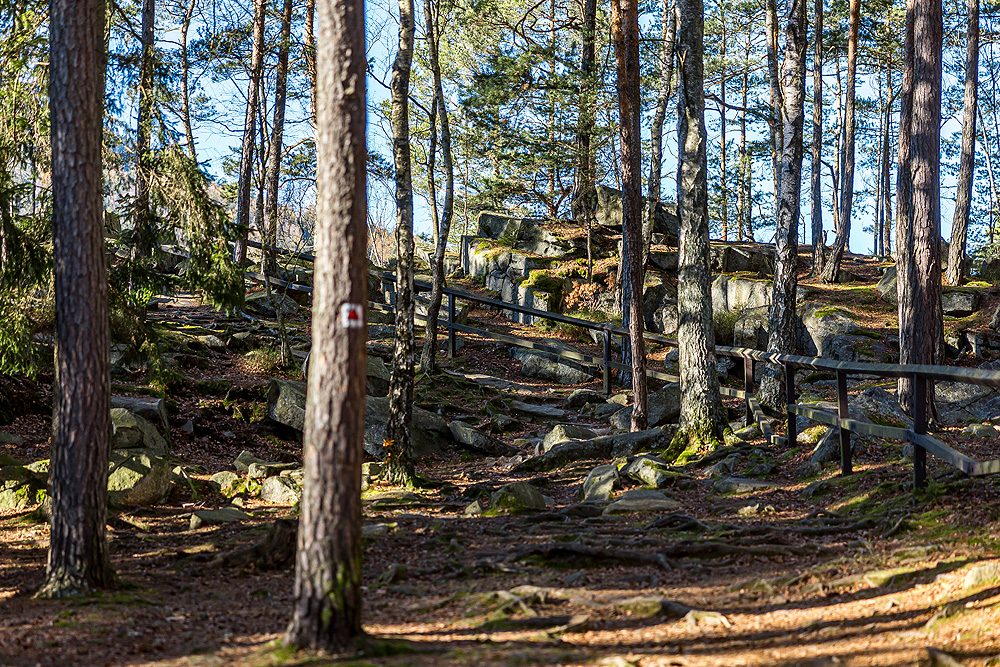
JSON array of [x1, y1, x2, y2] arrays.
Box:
[[876, 266, 897, 304], [111, 408, 168, 455], [267, 379, 307, 431], [609, 384, 681, 430], [734, 306, 769, 350], [450, 421, 520, 456], [711, 276, 771, 319], [937, 360, 1000, 424], [244, 291, 299, 317], [111, 395, 169, 434], [710, 244, 775, 275], [511, 339, 596, 384], [491, 481, 547, 512], [941, 289, 981, 317], [0, 465, 46, 510], [364, 396, 451, 460], [107, 449, 173, 507], [475, 211, 578, 258], [643, 283, 679, 335], [366, 356, 391, 396], [797, 302, 892, 362], [542, 423, 599, 452], [596, 185, 679, 242]]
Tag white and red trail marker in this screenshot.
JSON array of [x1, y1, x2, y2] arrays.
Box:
[[339, 302, 364, 329]]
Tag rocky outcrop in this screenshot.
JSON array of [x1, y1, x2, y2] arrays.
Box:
[[709, 244, 774, 275], [107, 449, 173, 507], [608, 384, 681, 430], [941, 289, 981, 317], [643, 283, 679, 335], [244, 291, 299, 317], [596, 184, 679, 242], [511, 339, 596, 384], [937, 360, 1000, 424], [475, 211, 582, 258], [111, 408, 168, 455], [797, 302, 892, 363]]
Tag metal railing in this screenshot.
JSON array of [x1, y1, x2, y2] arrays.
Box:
[[237, 240, 1000, 493]]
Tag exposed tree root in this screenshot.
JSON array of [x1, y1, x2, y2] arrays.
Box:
[[210, 518, 298, 570]]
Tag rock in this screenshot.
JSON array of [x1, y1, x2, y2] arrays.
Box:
[[798, 302, 889, 362], [979, 257, 1000, 283], [941, 289, 980, 317], [924, 648, 964, 667], [711, 476, 776, 495], [937, 360, 1000, 424], [364, 397, 451, 459], [260, 475, 301, 505], [189, 507, 249, 530], [247, 461, 299, 479], [561, 503, 604, 518], [227, 331, 265, 352], [801, 480, 830, 497], [107, 449, 173, 506], [491, 481, 547, 512], [797, 424, 828, 445], [621, 456, 674, 488], [734, 306, 769, 350], [733, 423, 761, 441], [513, 427, 675, 473], [810, 429, 854, 466], [366, 356, 391, 396], [511, 340, 596, 385], [110, 396, 169, 433], [596, 184, 678, 242], [543, 424, 599, 452], [208, 471, 241, 496], [234, 450, 268, 473], [111, 408, 168, 455], [963, 423, 998, 437], [711, 275, 772, 316], [963, 561, 1000, 590], [613, 596, 691, 619], [509, 400, 568, 421], [266, 379, 307, 431], [196, 334, 227, 352], [580, 464, 618, 502], [449, 421, 520, 456], [877, 265, 897, 304], [604, 489, 682, 514], [463, 500, 482, 516], [0, 465, 45, 510], [0, 432, 23, 445], [566, 389, 605, 410], [609, 384, 681, 430], [475, 211, 580, 257], [643, 284, 679, 335], [280, 468, 304, 484], [245, 291, 299, 317]]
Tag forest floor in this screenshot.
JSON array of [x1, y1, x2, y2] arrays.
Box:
[[3, 255, 1000, 666]]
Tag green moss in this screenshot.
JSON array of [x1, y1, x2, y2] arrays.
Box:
[[811, 306, 855, 319]]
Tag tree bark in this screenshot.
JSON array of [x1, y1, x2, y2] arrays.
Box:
[[571, 0, 597, 281], [180, 0, 197, 161], [945, 0, 978, 286], [283, 0, 367, 643], [896, 0, 943, 415], [263, 0, 293, 277], [419, 0, 455, 373], [610, 0, 647, 431], [234, 0, 267, 275], [765, 0, 783, 201], [820, 0, 860, 283], [809, 0, 824, 275], [671, 0, 722, 454], [134, 0, 156, 255], [719, 14, 728, 242], [305, 0, 317, 127], [39, 0, 115, 598], [386, 0, 417, 484], [646, 0, 677, 261]]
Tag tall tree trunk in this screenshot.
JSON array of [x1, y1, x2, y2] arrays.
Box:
[[765, 0, 783, 202], [134, 0, 156, 255], [419, 0, 455, 373], [610, 0, 647, 431], [180, 0, 197, 161], [671, 0, 722, 455], [980, 107, 998, 246], [645, 0, 677, 262], [283, 0, 367, 642], [820, 0, 860, 283], [881, 69, 894, 256], [809, 0, 824, 275], [264, 0, 293, 277], [759, 0, 807, 410], [235, 0, 267, 275], [945, 0, 978, 286], [896, 0, 943, 414], [386, 0, 417, 484], [738, 51, 749, 240], [719, 15, 728, 242], [304, 0, 317, 127], [40, 0, 114, 598], [572, 0, 597, 280]]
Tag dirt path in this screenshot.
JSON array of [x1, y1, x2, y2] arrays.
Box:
[[2, 293, 1000, 667]]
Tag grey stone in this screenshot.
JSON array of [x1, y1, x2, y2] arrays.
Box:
[[511, 340, 595, 385], [941, 289, 981, 317], [610, 384, 680, 430], [963, 423, 998, 437], [566, 389, 605, 410], [0, 432, 24, 445], [247, 461, 299, 479], [449, 421, 520, 456], [260, 475, 301, 505], [963, 561, 1000, 590], [0, 465, 45, 510], [364, 396, 452, 459], [110, 396, 169, 434], [107, 449, 173, 506], [580, 464, 618, 502], [197, 334, 227, 351], [208, 471, 241, 496], [643, 284, 679, 335], [475, 211, 579, 257], [189, 507, 249, 530], [543, 424, 599, 452], [244, 291, 299, 317], [491, 481, 547, 512], [711, 476, 776, 495], [280, 468, 304, 484], [596, 184, 678, 242], [234, 450, 267, 473], [593, 403, 624, 420], [621, 456, 673, 488], [513, 427, 675, 473], [266, 379, 307, 431], [734, 306, 770, 350], [733, 423, 761, 440], [366, 356, 391, 396], [613, 596, 691, 618], [510, 400, 568, 421], [604, 493, 682, 514], [111, 408, 168, 455]]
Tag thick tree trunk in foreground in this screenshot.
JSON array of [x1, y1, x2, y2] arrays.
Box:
[[234, 0, 267, 273], [39, 0, 114, 598], [610, 0, 647, 431], [896, 0, 943, 415], [283, 0, 367, 644], [572, 0, 597, 280], [820, 0, 860, 283], [671, 0, 722, 455], [758, 0, 807, 410], [946, 0, 978, 286], [386, 0, 417, 484], [809, 0, 824, 275], [134, 0, 156, 255], [419, 0, 455, 373], [645, 0, 677, 262]]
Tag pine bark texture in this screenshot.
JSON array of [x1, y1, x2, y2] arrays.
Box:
[[896, 0, 943, 414], [235, 0, 267, 271], [673, 0, 722, 451], [610, 0, 647, 431], [263, 0, 294, 275], [645, 0, 677, 261], [180, 0, 197, 161], [809, 0, 824, 275], [419, 0, 455, 373], [40, 0, 114, 598], [283, 0, 367, 646], [134, 0, 156, 255], [386, 0, 417, 483], [572, 0, 597, 279], [765, 0, 783, 198], [820, 0, 860, 283], [759, 0, 807, 410], [946, 0, 978, 286]]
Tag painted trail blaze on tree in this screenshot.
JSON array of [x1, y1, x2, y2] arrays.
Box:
[[284, 0, 368, 648]]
